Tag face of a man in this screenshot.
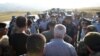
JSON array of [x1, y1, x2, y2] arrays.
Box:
[[0, 28, 8, 35], [97, 17, 100, 22], [81, 21, 89, 28], [65, 19, 72, 24]]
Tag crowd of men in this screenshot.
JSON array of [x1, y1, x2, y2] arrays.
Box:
[[0, 8, 100, 56]]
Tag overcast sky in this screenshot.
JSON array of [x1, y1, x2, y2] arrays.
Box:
[[0, 0, 100, 9]]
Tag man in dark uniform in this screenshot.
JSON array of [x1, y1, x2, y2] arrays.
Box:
[[62, 16, 77, 44]]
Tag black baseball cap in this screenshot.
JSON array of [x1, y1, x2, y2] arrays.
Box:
[[0, 23, 6, 29], [82, 18, 92, 25], [65, 15, 72, 20]]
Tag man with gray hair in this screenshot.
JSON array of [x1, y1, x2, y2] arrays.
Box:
[[43, 24, 77, 56]]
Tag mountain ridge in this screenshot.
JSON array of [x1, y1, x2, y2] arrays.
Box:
[[0, 3, 42, 12]]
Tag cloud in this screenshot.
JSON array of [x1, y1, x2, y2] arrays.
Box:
[[0, 0, 100, 9]]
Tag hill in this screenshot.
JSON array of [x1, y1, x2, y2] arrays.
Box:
[[0, 3, 41, 12]]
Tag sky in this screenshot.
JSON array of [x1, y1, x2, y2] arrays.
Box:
[[0, 0, 100, 9]]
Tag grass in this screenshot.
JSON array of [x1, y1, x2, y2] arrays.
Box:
[[0, 8, 99, 22], [0, 11, 38, 22]]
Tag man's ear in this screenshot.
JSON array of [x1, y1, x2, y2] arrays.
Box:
[[5, 28, 8, 31], [4, 28, 8, 32]]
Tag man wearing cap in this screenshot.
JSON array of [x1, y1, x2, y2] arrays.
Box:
[[62, 16, 77, 44], [0, 23, 11, 56], [79, 18, 92, 41], [49, 13, 58, 23], [93, 12, 100, 32], [0, 23, 8, 44], [38, 14, 49, 33]]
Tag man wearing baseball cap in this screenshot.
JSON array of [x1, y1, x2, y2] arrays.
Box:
[[0, 22, 12, 56], [0, 22, 7, 39], [93, 12, 100, 32]]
